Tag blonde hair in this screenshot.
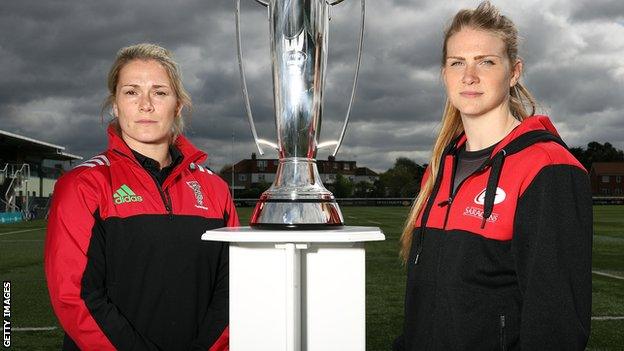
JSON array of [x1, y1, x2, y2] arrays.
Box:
[[399, 1, 537, 263], [102, 43, 192, 141]]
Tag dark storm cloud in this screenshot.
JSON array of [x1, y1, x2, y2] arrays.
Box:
[[1, 0, 623, 171], [569, 0, 624, 22]]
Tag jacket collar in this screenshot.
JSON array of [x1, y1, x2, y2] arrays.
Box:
[[449, 115, 560, 156], [107, 127, 208, 189], [107, 125, 207, 165]]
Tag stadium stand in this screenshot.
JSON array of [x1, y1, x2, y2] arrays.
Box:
[[0, 129, 81, 222]]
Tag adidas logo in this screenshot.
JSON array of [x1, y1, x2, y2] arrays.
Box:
[[113, 184, 143, 205]]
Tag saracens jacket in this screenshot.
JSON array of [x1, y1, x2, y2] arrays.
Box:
[[399, 116, 592, 350], [45, 127, 238, 351]]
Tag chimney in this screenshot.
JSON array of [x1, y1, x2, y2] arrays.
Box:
[[251, 153, 257, 160]]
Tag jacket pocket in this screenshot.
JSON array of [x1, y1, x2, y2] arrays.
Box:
[[499, 314, 506, 351]]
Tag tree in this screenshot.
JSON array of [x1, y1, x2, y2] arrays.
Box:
[[238, 181, 271, 199], [379, 157, 425, 197], [570, 142, 624, 170], [219, 164, 233, 174], [332, 174, 354, 198], [218, 164, 234, 186], [353, 181, 375, 198]]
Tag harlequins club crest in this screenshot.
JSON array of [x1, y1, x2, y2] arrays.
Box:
[[186, 181, 208, 210]]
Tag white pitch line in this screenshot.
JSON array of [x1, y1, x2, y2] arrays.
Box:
[[13, 327, 57, 331], [0, 228, 45, 236], [591, 316, 624, 321], [0, 239, 44, 242], [592, 270, 624, 281]]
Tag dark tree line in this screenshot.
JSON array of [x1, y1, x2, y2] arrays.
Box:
[[326, 158, 427, 198], [378, 158, 426, 198], [569, 141, 624, 171], [343, 141, 624, 198], [225, 141, 623, 199]]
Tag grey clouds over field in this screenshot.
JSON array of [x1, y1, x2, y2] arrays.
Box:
[[1, 0, 623, 171]]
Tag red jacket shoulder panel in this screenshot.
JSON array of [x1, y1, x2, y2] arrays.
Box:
[[516, 141, 586, 196]]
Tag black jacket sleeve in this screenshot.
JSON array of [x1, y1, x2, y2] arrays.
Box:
[[189, 241, 229, 350], [512, 164, 592, 350], [45, 175, 162, 351], [392, 334, 405, 351], [189, 189, 237, 350], [83, 212, 163, 351]]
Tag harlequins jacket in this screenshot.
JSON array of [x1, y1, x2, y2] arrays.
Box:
[[398, 116, 592, 351], [45, 127, 238, 350]]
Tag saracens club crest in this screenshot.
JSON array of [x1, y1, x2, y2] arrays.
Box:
[[474, 187, 507, 205], [463, 187, 507, 224], [186, 181, 208, 210]]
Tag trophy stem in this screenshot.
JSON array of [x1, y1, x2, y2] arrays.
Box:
[[250, 157, 344, 228]]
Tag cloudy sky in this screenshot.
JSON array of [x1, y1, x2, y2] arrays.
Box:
[[1, 0, 623, 172]]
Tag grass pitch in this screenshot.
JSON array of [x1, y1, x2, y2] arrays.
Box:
[[0, 206, 622, 350]]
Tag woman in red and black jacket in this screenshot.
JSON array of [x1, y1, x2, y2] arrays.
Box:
[[394, 2, 592, 350], [45, 43, 238, 350]]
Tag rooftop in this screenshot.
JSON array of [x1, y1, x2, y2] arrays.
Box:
[[0, 129, 82, 161]]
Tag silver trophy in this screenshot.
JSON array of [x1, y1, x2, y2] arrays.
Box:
[[235, 0, 364, 228]]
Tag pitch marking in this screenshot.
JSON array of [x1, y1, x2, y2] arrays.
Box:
[[0, 228, 45, 236], [592, 270, 624, 281], [591, 316, 624, 321], [13, 327, 58, 331]]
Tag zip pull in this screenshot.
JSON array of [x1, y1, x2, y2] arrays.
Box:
[[163, 189, 174, 220], [499, 314, 506, 351], [437, 197, 453, 207]]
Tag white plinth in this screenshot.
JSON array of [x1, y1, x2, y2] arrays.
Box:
[[202, 226, 385, 351]]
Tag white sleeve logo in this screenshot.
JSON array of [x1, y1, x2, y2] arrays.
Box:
[[186, 181, 208, 210]]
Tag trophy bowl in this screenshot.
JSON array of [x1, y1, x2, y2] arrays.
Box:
[[235, 0, 365, 228]]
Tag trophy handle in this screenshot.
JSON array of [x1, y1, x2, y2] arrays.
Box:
[[317, 0, 365, 156], [235, 0, 278, 155]]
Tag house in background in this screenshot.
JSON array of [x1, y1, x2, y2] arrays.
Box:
[[220, 153, 378, 193], [590, 162, 624, 196]]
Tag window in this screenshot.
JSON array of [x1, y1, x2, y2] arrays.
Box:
[[602, 176, 610, 183], [258, 174, 266, 182], [257, 160, 267, 169], [615, 188, 622, 195], [343, 164, 350, 171], [239, 174, 247, 181], [601, 188, 609, 195], [617, 176, 622, 183]]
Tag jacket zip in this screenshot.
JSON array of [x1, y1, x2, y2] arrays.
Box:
[[440, 155, 457, 228], [438, 154, 492, 229], [113, 149, 175, 218], [499, 314, 506, 351], [154, 179, 173, 220]]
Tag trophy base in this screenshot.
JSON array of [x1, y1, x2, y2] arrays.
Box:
[[250, 198, 344, 229]]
